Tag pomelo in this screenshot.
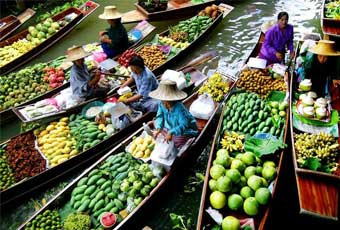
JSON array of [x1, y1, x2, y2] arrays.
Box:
[[221, 216, 240, 230], [210, 165, 225, 180], [210, 191, 227, 209], [240, 186, 254, 199], [255, 166, 263, 175], [243, 197, 259, 216], [263, 161, 276, 168], [241, 152, 256, 165], [247, 175, 263, 191], [228, 194, 243, 211], [262, 166, 277, 181], [239, 176, 247, 187], [244, 166, 256, 179], [230, 159, 246, 172], [215, 154, 231, 168], [216, 176, 232, 193], [226, 168, 241, 184], [216, 148, 229, 158], [209, 179, 217, 191], [255, 187, 271, 205]]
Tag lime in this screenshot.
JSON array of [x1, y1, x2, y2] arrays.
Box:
[[216, 176, 232, 193], [255, 166, 263, 175], [216, 148, 229, 158], [209, 179, 217, 191], [210, 191, 227, 209], [247, 175, 263, 191], [241, 152, 256, 165], [240, 186, 254, 199], [239, 176, 247, 187], [263, 161, 276, 168], [210, 165, 225, 180], [230, 159, 246, 172], [243, 197, 259, 216], [222, 216, 240, 230], [215, 154, 232, 168], [255, 187, 271, 205], [244, 166, 256, 179], [226, 169, 241, 184], [228, 194, 243, 211], [262, 166, 277, 181], [235, 153, 243, 160]]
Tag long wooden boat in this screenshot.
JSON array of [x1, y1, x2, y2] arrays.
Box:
[[0, 8, 35, 41], [122, 0, 219, 24], [289, 37, 339, 221], [321, 0, 340, 38], [0, 22, 155, 125], [0, 1, 100, 75], [197, 31, 290, 229], [0, 60, 208, 208], [134, 3, 234, 76], [16, 73, 236, 229]]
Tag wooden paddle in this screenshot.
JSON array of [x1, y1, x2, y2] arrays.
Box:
[[177, 50, 218, 71]]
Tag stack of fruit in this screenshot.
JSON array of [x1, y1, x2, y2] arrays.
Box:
[[198, 72, 230, 102], [24, 210, 62, 230], [158, 36, 189, 49], [35, 117, 77, 167], [69, 152, 160, 226], [118, 49, 137, 67], [198, 4, 221, 19], [127, 134, 156, 159], [26, 18, 61, 44], [0, 40, 36, 68], [42, 66, 65, 89], [0, 146, 15, 191], [137, 45, 167, 70], [209, 149, 277, 216]]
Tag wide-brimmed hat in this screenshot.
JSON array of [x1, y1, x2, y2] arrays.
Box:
[[99, 6, 122, 20], [261, 20, 276, 33], [65, 45, 90, 62], [309, 40, 340, 56], [149, 80, 187, 101]]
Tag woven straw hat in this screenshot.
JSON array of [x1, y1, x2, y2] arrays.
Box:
[[99, 6, 122, 20], [261, 20, 276, 33], [149, 80, 187, 101], [65, 45, 90, 62], [309, 40, 340, 56]]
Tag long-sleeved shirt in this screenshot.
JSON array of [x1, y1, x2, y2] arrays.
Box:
[[259, 24, 294, 65], [131, 67, 159, 101], [106, 22, 129, 54], [155, 101, 198, 136], [70, 63, 91, 100]]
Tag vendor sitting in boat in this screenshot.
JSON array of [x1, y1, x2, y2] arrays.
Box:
[[259, 12, 295, 65], [67, 46, 107, 101], [303, 40, 340, 96], [150, 80, 198, 148], [98, 6, 129, 58], [118, 55, 159, 112]]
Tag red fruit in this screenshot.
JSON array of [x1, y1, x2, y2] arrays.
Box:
[[57, 70, 64, 77], [57, 77, 64, 82], [50, 83, 58, 88], [43, 75, 49, 82]]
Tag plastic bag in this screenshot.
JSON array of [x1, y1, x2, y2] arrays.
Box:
[[300, 39, 316, 55], [161, 69, 187, 90], [189, 93, 215, 120], [112, 114, 130, 130], [150, 135, 178, 171]]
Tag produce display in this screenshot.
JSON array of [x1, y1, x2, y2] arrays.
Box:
[[294, 132, 339, 173], [220, 131, 245, 152], [24, 210, 62, 230], [223, 92, 286, 137], [0, 40, 36, 68], [127, 133, 156, 159], [42, 66, 66, 89], [138, 0, 168, 13], [158, 36, 190, 49], [137, 45, 167, 70], [5, 132, 46, 182], [325, 0, 340, 19], [68, 152, 160, 227], [0, 146, 15, 190], [36, 117, 77, 167], [118, 49, 137, 67], [198, 72, 230, 102], [198, 4, 221, 19], [26, 18, 61, 44], [236, 69, 287, 97]]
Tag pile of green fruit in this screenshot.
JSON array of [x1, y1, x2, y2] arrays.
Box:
[[209, 149, 277, 216], [172, 16, 213, 42], [0, 146, 15, 191], [223, 92, 284, 137], [0, 40, 36, 68], [63, 212, 91, 230], [24, 210, 62, 230], [69, 152, 160, 226], [26, 18, 61, 44]]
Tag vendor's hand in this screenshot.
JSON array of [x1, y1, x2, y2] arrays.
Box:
[[165, 133, 172, 142], [276, 52, 283, 61], [153, 129, 161, 139], [290, 51, 295, 60]]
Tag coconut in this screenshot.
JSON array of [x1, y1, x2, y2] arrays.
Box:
[[316, 107, 327, 119], [301, 95, 314, 107], [307, 91, 317, 99], [299, 79, 312, 91], [314, 97, 327, 108], [303, 106, 315, 118]]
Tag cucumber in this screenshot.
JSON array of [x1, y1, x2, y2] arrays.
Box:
[[74, 194, 84, 201], [77, 199, 91, 212], [88, 198, 97, 209], [258, 110, 264, 120], [104, 187, 112, 194], [232, 123, 238, 131], [87, 175, 101, 186], [95, 191, 105, 200], [100, 181, 112, 190], [114, 199, 124, 210], [69, 114, 76, 121], [104, 202, 115, 212], [97, 132, 106, 140], [80, 195, 90, 203], [84, 185, 96, 196], [117, 164, 129, 173], [265, 117, 272, 126], [88, 169, 100, 177], [96, 178, 107, 186], [249, 128, 256, 136], [93, 208, 105, 218], [90, 139, 101, 147], [116, 171, 128, 181], [226, 121, 232, 130], [107, 192, 117, 199], [72, 185, 87, 196], [270, 126, 276, 135], [94, 199, 105, 211], [262, 127, 270, 133], [258, 122, 266, 131], [77, 177, 88, 187], [73, 201, 82, 209]]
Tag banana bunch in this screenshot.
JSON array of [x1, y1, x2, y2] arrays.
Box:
[[220, 131, 245, 152], [198, 73, 230, 102], [294, 132, 339, 172], [159, 36, 190, 49], [35, 117, 78, 167], [119, 92, 133, 101], [0, 40, 36, 67]]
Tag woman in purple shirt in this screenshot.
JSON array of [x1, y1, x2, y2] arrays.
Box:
[[259, 12, 295, 65]]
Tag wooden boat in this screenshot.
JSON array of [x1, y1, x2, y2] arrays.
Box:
[[0, 8, 35, 41], [289, 37, 339, 221], [0, 22, 155, 125], [0, 2, 100, 76], [133, 3, 234, 76], [197, 32, 290, 230], [321, 0, 340, 38], [16, 75, 236, 229], [122, 0, 220, 24], [0, 55, 210, 208]]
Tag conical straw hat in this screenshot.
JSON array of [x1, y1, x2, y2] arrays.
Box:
[[309, 40, 340, 56], [149, 80, 187, 101], [65, 45, 91, 62], [99, 6, 122, 20]]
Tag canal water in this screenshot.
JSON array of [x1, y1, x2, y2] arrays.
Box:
[[1, 0, 323, 229]]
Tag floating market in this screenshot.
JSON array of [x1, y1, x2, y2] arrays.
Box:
[[0, 0, 339, 230]]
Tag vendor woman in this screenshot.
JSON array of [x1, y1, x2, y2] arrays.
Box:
[[150, 80, 198, 148], [119, 55, 159, 112], [259, 12, 295, 65], [98, 6, 129, 58], [67, 46, 107, 101], [303, 40, 340, 96]]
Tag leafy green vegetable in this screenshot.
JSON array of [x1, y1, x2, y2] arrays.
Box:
[[244, 135, 287, 157], [170, 213, 193, 230]]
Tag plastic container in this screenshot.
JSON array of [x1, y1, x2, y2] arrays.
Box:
[[93, 51, 107, 63], [100, 212, 116, 229]]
